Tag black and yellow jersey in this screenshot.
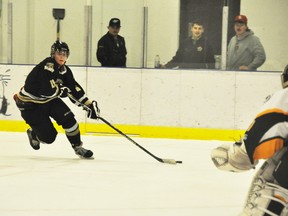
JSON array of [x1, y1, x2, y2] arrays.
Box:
[[17, 57, 90, 106]]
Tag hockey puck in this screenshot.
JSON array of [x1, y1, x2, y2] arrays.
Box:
[[176, 161, 183, 164]]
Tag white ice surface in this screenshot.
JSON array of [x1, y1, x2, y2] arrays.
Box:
[[0, 131, 256, 216]]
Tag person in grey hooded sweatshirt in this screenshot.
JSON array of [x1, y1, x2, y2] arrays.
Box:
[[227, 15, 266, 71]]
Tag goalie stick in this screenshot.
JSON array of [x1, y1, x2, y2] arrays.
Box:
[[67, 94, 182, 165]]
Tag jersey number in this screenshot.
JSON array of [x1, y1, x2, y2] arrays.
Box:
[[50, 80, 57, 89]]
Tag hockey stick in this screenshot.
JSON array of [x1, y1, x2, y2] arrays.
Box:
[[67, 94, 182, 165], [97, 116, 182, 164]]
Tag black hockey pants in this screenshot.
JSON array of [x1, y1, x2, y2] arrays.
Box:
[[19, 98, 80, 145]]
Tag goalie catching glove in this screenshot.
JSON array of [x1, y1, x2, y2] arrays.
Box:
[[211, 140, 258, 172], [87, 100, 100, 119]]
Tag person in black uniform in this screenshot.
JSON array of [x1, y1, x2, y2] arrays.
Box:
[[96, 18, 127, 67], [14, 41, 100, 159], [162, 20, 215, 69]]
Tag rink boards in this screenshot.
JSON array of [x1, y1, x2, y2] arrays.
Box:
[[0, 65, 281, 140]]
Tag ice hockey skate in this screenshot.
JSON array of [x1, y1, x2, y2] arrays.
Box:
[[72, 142, 93, 159], [26, 128, 40, 150]]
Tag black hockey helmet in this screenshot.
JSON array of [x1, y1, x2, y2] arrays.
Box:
[[281, 65, 288, 88], [50, 40, 70, 58]]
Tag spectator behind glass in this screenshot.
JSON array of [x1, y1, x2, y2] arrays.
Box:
[[96, 18, 127, 67], [227, 15, 266, 71], [161, 20, 215, 69]]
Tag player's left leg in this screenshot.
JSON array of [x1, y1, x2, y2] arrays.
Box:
[[50, 98, 93, 158]]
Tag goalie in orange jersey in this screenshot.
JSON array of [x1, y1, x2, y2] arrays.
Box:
[[211, 65, 288, 216]]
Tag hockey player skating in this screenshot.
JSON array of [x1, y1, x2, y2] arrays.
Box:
[[14, 40, 100, 159], [211, 65, 288, 215]]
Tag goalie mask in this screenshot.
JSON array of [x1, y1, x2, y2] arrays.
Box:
[[281, 65, 288, 88], [50, 40, 70, 58]]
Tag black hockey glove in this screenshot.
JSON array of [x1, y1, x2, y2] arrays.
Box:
[[87, 100, 100, 119], [59, 86, 71, 98]]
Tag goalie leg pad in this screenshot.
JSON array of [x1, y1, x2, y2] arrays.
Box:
[[273, 149, 288, 189], [240, 179, 288, 216], [240, 148, 288, 216], [211, 143, 257, 172]]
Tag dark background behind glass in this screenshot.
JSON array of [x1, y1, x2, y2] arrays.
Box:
[[180, 0, 240, 55]]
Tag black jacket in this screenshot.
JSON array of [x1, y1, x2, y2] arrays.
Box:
[[166, 36, 215, 69], [96, 32, 127, 67]]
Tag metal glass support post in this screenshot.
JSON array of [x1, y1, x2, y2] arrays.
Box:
[[0, 0, 2, 62], [7, 2, 13, 64], [142, 7, 148, 68], [84, 4, 93, 66], [221, 5, 229, 70]]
